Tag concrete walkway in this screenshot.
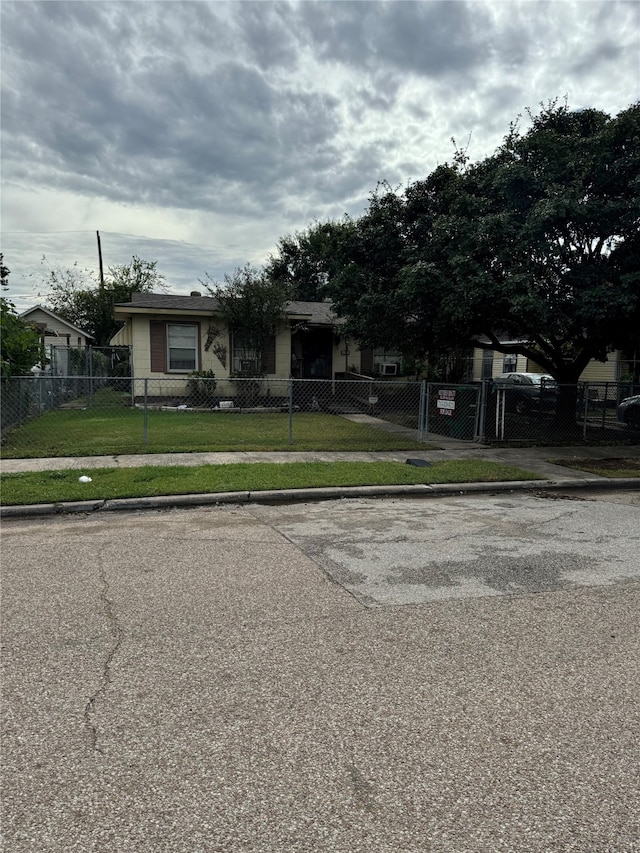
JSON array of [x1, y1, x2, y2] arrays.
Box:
[[2, 437, 639, 518]]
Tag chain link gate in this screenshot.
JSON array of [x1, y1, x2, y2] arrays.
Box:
[[422, 382, 483, 442]]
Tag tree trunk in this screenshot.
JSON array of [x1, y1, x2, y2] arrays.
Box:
[[554, 383, 580, 432]]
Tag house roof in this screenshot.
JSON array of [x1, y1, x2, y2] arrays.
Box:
[[114, 292, 341, 326], [285, 300, 340, 325], [19, 304, 94, 339], [121, 292, 221, 312]]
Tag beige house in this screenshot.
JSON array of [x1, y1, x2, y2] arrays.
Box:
[[111, 292, 365, 394], [19, 305, 93, 372], [471, 341, 637, 385]]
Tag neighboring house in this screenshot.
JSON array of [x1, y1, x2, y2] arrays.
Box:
[[18, 305, 94, 373], [471, 341, 637, 384], [111, 292, 367, 394]]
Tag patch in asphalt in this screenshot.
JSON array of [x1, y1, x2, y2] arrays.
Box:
[[259, 494, 640, 606]]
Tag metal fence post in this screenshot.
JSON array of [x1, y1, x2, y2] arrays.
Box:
[[418, 380, 426, 441], [582, 383, 589, 440], [288, 378, 294, 444], [477, 380, 488, 442], [18, 377, 24, 426], [424, 382, 431, 440], [143, 378, 148, 446]]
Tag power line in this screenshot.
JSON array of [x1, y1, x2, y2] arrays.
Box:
[[0, 229, 246, 251], [0, 230, 95, 234]]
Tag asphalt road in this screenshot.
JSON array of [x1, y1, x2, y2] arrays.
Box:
[[2, 490, 640, 852]]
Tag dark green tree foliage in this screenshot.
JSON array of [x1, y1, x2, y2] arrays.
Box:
[[202, 264, 291, 374], [458, 103, 640, 381], [45, 255, 165, 345], [325, 103, 639, 405], [1, 255, 42, 377], [265, 220, 357, 301]]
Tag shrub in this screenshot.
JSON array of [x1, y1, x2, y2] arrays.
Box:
[[186, 370, 217, 407]]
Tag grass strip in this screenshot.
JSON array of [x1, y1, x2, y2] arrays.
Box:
[[0, 460, 543, 506]]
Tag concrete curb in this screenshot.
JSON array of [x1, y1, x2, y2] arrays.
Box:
[[2, 477, 639, 519]]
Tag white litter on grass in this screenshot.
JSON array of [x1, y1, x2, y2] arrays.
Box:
[[78, 476, 92, 483]]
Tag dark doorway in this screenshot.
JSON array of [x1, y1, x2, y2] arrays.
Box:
[[296, 328, 333, 379]]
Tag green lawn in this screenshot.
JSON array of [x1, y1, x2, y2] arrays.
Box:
[[1, 409, 424, 458], [0, 460, 543, 506]]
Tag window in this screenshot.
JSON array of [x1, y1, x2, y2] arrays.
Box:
[[372, 347, 401, 373], [232, 332, 276, 374], [503, 354, 517, 373], [481, 350, 494, 380], [232, 333, 259, 374], [167, 324, 198, 371]]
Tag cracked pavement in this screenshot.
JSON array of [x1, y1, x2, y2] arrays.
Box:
[[2, 491, 639, 852]]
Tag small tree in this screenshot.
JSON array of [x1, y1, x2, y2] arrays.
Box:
[[202, 264, 291, 376], [1, 256, 42, 377], [44, 255, 165, 345]]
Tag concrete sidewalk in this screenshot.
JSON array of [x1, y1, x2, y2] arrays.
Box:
[[2, 438, 639, 518], [2, 435, 639, 478]]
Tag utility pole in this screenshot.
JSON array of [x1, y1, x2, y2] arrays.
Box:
[[96, 230, 105, 292]]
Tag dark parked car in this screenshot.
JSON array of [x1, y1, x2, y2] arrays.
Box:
[[617, 394, 640, 429], [492, 372, 557, 415]]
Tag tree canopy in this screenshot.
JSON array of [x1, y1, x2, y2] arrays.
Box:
[[270, 102, 639, 389], [44, 255, 165, 346], [265, 220, 356, 302]]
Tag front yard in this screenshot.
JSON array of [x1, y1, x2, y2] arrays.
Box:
[[1, 407, 425, 458]]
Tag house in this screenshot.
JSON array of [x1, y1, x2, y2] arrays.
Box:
[[110, 292, 369, 395], [18, 305, 94, 373], [471, 338, 639, 386]]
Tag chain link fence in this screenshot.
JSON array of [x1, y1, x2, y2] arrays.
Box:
[[481, 380, 639, 444], [45, 345, 132, 378], [425, 380, 639, 444], [2, 375, 638, 458], [0, 376, 424, 457]]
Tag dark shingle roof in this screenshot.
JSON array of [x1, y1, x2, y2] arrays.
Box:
[[285, 300, 340, 325], [115, 293, 340, 326], [121, 292, 220, 311]]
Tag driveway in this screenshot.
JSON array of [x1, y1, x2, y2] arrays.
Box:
[[2, 491, 639, 852]]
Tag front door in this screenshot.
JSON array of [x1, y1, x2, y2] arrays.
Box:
[[301, 329, 333, 379]]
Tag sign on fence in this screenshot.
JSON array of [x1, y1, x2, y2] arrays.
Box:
[[437, 389, 456, 417]]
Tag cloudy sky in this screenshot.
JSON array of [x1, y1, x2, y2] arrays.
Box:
[[1, 0, 639, 311]]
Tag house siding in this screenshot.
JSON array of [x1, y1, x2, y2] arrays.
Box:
[[20, 307, 91, 348], [113, 298, 362, 386], [471, 346, 622, 382], [578, 355, 619, 383]]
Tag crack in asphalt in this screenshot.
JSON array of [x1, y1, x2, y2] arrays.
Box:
[[83, 553, 124, 754]]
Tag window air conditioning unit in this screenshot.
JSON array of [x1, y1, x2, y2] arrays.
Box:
[[379, 363, 398, 376]]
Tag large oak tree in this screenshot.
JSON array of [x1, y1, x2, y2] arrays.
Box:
[[314, 102, 639, 420]]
